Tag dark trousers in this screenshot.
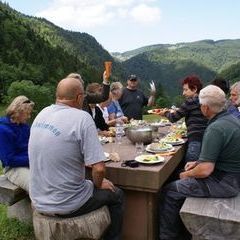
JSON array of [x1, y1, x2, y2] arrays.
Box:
[[60, 187, 124, 240], [159, 170, 240, 240]]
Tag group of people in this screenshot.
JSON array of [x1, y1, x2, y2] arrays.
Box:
[[0, 70, 240, 240]]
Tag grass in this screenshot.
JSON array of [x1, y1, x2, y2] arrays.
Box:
[[143, 114, 161, 122], [0, 205, 35, 240], [0, 167, 34, 240]]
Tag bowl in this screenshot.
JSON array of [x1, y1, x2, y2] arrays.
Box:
[[126, 126, 153, 145]]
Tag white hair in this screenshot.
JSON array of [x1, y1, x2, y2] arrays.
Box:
[[199, 85, 226, 113], [230, 81, 240, 106]]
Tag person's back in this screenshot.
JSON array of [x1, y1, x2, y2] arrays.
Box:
[[29, 104, 100, 214], [199, 111, 240, 173], [29, 77, 124, 240]]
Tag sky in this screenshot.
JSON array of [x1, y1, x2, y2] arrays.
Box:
[[4, 0, 240, 52]]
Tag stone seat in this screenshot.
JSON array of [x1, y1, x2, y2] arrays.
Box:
[[0, 175, 32, 223], [33, 206, 111, 240], [180, 194, 240, 240], [0, 175, 27, 205]]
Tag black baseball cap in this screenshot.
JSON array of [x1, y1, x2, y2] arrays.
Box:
[[128, 74, 138, 81]]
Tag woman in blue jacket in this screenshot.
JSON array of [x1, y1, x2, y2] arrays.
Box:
[[0, 96, 34, 192]]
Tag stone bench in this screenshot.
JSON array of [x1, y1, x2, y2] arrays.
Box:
[[180, 194, 240, 240], [33, 206, 111, 240], [0, 175, 32, 223]]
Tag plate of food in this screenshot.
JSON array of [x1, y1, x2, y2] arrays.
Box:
[[161, 136, 185, 146], [146, 142, 174, 153], [148, 108, 162, 114], [99, 136, 109, 144], [135, 154, 165, 164]]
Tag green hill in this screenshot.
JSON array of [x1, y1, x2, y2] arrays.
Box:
[[0, 1, 123, 100], [1, 1, 240, 101], [114, 39, 240, 96]]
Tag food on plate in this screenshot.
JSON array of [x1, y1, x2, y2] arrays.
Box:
[[98, 136, 114, 144], [149, 142, 173, 151], [162, 136, 184, 143], [135, 154, 165, 164], [108, 127, 116, 136], [148, 108, 162, 114], [141, 155, 159, 162]]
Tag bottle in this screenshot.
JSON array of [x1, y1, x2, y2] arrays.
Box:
[[115, 112, 124, 144]]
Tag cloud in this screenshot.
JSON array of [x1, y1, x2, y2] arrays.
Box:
[[131, 4, 161, 24], [35, 0, 161, 30]]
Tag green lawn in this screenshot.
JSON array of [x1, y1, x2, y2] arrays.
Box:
[[0, 205, 34, 240], [143, 114, 161, 122]]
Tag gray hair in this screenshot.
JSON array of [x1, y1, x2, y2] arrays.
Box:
[[6, 96, 35, 123], [199, 85, 226, 114], [66, 73, 84, 85], [230, 81, 240, 105], [110, 82, 123, 95]]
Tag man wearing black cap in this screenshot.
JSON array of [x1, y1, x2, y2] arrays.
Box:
[[119, 74, 156, 120]]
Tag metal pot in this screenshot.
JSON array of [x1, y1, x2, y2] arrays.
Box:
[[126, 126, 153, 145]]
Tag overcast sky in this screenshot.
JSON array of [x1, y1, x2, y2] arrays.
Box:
[[5, 0, 240, 52]]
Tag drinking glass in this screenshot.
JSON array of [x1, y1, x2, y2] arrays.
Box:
[[135, 142, 144, 156], [104, 61, 112, 79]]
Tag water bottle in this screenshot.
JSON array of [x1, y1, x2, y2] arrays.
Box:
[[115, 112, 124, 144]]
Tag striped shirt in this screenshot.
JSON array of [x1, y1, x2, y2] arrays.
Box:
[[164, 96, 208, 141]]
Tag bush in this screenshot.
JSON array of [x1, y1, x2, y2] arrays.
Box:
[[4, 80, 54, 120]]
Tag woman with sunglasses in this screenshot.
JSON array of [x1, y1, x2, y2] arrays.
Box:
[[0, 96, 34, 192]]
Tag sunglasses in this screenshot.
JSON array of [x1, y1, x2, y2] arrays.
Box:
[[22, 99, 31, 104]]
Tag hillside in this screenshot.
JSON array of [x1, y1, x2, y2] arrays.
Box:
[[113, 39, 240, 72], [114, 39, 240, 96], [1, 1, 240, 101], [0, 1, 123, 100]]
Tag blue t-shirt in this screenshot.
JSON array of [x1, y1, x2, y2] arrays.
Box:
[[107, 100, 124, 117]]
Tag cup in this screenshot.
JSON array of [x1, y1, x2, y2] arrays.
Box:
[[104, 61, 112, 79], [135, 142, 144, 156]]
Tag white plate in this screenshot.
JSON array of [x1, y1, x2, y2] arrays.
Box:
[[135, 154, 165, 164], [146, 144, 175, 153], [150, 122, 166, 127], [104, 152, 110, 161]]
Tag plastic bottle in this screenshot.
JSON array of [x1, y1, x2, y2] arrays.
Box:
[[115, 112, 124, 144]]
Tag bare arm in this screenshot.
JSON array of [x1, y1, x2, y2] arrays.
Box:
[[92, 162, 105, 188], [147, 95, 155, 107], [180, 162, 215, 179], [91, 161, 115, 191]]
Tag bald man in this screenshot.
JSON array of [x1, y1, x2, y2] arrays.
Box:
[[29, 78, 124, 240]]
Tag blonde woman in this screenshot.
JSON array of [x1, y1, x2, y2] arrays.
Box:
[[0, 96, 34, 192], [108, 82, 128, 123]]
